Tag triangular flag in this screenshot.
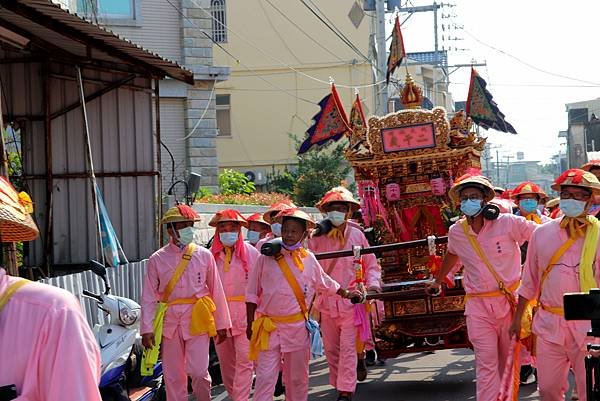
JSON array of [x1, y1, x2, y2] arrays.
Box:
[[298, 84, 350, 154], [466, 68, 517, 134], [349, 93, 367, 132], [386, 16, 406, 84]]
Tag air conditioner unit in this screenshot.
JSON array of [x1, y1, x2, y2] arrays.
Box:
[[244, 169, 267, 185]]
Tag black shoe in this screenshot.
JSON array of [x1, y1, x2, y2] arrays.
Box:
[[365, 350, 376, 366], [356, 358, 367, 382], [274, 371, 285, 397], [519, 365, 535, 385], [337, 392, 352, 401]]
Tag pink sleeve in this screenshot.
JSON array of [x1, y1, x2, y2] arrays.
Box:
[[446, 222, 460, 255], [518, 229, 540, 301], [206, 252, 232, 331], [36, 299, 102, 401], [246, 255, 263, 304], [361, 235, 381, 289], [511, 214, 538, 244], [140, 256, 160, 335], [246, 243, 260, 271], [314, 257, 341, 295]]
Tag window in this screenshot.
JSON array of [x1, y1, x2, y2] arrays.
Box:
[[211, 0, 227, 43], [77, 0, 139, 25], [216, 94, 231, 137]]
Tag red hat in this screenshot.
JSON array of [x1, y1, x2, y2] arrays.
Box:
[[581, 160, 600, 172], [209, 209, 248, 228], [263, 199, 296, 223], [246, 213, 270, 228], [511, 181, 546, 200], [316, 186, 361, 212], [273, 208, 316, 230]]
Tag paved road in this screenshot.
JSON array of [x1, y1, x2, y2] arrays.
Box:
[[207, 348, 581, 401]]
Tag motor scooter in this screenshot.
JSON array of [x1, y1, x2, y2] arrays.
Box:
[[83, 261, 165, 401]]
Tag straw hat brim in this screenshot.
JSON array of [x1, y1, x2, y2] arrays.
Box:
[[317, 199, 361, 213], [448, 179, 495, 204], [0, 209, 39, 242], [161, 216, 201, 225]]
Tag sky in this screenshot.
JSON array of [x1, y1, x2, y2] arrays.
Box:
[[396, 0, 600, 164]]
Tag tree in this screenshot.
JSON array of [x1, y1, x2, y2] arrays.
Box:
[[267, 169, 298, 197], [293, 141, 354, 207]]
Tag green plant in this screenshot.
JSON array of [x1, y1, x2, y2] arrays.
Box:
[[267, 169, 298, 196], [293, 141, 354, 206], [196, 192, 290, 205], [194, 187, 213, 201], [219, 169, 255, 195]]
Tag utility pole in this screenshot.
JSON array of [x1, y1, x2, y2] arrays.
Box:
[[505, 154, 514, 187], [375, 0, 388, 115], [496, 149, 500, 185]]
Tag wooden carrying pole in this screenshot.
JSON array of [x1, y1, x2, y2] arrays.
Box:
[[314, 236, 448, 260]]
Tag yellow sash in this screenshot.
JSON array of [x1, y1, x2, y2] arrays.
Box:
[[0, 279, 29, 312], [327, 227, 346, 247], [224, 247, 233, 272], [461, 220, 517, 309], [524, 213, 542, 224], [248, 312, 305, 361], [226, 295, 245, 302], [248, 252, 309, 360], [142, 243, 204, 376]]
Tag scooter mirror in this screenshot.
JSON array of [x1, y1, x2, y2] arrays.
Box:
[[89, 260, 107, 277]]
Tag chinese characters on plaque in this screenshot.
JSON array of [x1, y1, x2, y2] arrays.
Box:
[[381, 122, 436, 153]]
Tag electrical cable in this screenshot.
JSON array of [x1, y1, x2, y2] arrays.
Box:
[[177, 83, 216, 141], [464, 29, 600, 86]]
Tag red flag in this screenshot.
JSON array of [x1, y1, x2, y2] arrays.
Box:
[[298, 84, 350, 154], [386, 16, 406, 84], [349, 93, 367, 132]]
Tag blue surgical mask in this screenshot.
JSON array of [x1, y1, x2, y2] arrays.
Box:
[[271, 223, 282, 237], [460, 199, 483, 217], [559, 199, 587, 218], [177, 227, 195, 246], [219, 232, 239, 247], [246, 230, 261, 245], [327, 211, 347, 227], [519, 199, 539, 214]]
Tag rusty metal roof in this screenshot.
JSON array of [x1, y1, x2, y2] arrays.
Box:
[[0, 0, 194, 84]]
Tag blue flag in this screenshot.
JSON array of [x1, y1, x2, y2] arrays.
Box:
[[96, 185, 124, 267]]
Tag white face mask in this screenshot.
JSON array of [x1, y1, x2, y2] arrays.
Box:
[[327, 211, 347, 227], [246, 230, 260, 244], [271, 223, 282, 237], [219, 232, 239, 247], [177, 227, 195, 246]]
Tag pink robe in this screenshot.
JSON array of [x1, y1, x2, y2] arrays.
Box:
[[308, 224, 381, 393], [519, 219, 600, 401], [0, 269, 102, 401], [141, 242, 231, 401], [447, 214, 536, 401], [214, 242, 259, 401], [246, 249, 340, 401]]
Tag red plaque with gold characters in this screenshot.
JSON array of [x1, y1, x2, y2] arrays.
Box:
[[381, 122, 436, 153]]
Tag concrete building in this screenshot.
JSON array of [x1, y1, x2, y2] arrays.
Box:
[[565, 98, 600, 169], [65, 0, 230, 192], [212, 0, 453, 184]]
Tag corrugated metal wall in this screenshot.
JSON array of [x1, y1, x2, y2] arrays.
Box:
[[41, 260, 148, 327], [0, 56, 158, 267]]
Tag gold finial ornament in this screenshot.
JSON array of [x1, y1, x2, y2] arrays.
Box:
[[400, 73, 423, 109]]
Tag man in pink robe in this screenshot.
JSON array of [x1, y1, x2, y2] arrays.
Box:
[[308, 187, 381, 401], [210, 209, 260, 401], [428, 174, 536, 401], [0, 178, 102, 401], [246, 208, 362, 401], [510, 169, 600, 401], [141, 204, 231, 401]]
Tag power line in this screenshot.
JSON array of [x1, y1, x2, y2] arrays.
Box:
[[163, 0, 316, 104], [464, 29, 600, 86], [298, 0, 371, 64], [188, 0, 383, 89]]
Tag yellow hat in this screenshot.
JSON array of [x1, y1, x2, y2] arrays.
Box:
[[316, 186, 361, 212], [161, 204, 201, 225], [448, 174, 495, 204], [551, 168, 600, 195], [273, 208, 316, 230], [511, 181, 546, 200], [0, 177, 38, 242]]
